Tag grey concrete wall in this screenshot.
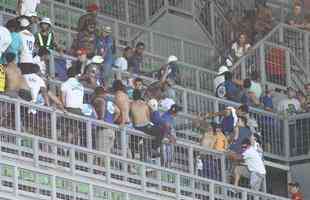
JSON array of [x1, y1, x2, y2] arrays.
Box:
[[150, 13, 212, 46]]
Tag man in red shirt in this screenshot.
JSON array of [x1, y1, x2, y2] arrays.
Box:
[[288, 182, 304, 200]]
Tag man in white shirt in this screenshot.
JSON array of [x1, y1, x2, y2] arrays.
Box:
[[0, 26, 12, 60], [229, 138, 266, 191], [18, 17, 36, 74], [23, 65, 49, 106], [114, 46, 132, 71], [61, 67, 84, 115], [277, 87, 301, 115], [17, 0, 40, 17], [214, 66, 229, 98], [33, 47, 49, 76]]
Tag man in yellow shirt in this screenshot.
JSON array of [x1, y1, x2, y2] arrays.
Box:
[[213, 124, 228, 152]]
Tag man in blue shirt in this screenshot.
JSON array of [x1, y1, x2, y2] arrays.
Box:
[[128, 42, 145, 74], [97, 26, 114, 85]]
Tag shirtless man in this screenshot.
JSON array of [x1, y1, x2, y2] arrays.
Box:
[[130, 89, 162, 157], [4, 53, 32, 101], [113, 80, 131, 125]]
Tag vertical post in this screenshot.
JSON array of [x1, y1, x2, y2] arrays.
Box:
[[145, 0, 150, 24], [106, 156, 111, 184], [70, 148, 75, 175], [259, 44, 267, 86], [209, 182, 215, 200], [149, 31, 154, 54], [188, 146, 194, 175], [304, 33, 310, 78], [285, 50, 291, 87], [241, 60, 246, 80], [51, 112, 57, 141], [180, 40, 185, 63], [210, 1, 216, 40], [15, 101, 21, 132], [279, 26, 284, 44], [89, 184, 94, 200], [49, 52, 56, 78], [86, 121, 92, 149], [283, 118, 290, 159], [195, 68, 201, 91], [221, 154, 226, 183], [182, 91, 188, 114], [141, 163, 146, 192], [113, 21, 120, 55], [52, 175, 56, 200], [124, 0, 130, 24], [33, 138, 39, 167], [14, 166, 18, 197], [176, 174, 181, 200], [121, 128, 128, 157], [242, 191, 247, 200]]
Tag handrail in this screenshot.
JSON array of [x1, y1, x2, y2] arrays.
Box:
[[0, 128, 289, 200]]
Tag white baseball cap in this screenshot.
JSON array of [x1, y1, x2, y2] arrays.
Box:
[[87, 55, 104, 65], [19, 18, 30, 27], [148, 99, 158, 111], [167, 55, 178, 64], [217, 65, 229, 75], [40, 17, 52, 25]]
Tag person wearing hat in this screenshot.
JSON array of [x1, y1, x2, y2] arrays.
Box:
[[288, 182, 304, 200], [18, 17, 37, 74], [96, 26, 114, 85], [214, 65, 229, 98], [79, 55, 104, 89], [78, 3, 99, 32], [35, 17, 59, 51], [158, 55, 180, 85]]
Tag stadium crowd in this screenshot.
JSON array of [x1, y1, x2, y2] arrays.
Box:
[[0, 0, 307, 197]]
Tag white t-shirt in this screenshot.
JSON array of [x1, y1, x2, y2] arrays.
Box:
[[242, 146, 266, 175], [276, 98, 301, 113], [61, 77, 84, 109], [213, 75, 225, 94], [24, 73, 46, 102], [33, 55, 46, 75], [19, 30, 35, 63], [20, 0, 40, 17], [114, 57, 128, 71], [0, 26, 12, 57], [248, 81, 262, 99], [232, 42, 251, 58]]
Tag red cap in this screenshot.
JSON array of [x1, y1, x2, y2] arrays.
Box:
[[87, 4, 99, 12], [76, 48, 87, 56]]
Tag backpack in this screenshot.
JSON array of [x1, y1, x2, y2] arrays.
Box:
[[0, 64, 6, 92]]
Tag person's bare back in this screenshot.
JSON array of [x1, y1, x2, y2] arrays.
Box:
[[115, 90, 130, 124], [130, 100, 150, 126], [5, 62, 29, 91]]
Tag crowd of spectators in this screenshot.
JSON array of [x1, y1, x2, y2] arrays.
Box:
[[0, 0, 308, 195]]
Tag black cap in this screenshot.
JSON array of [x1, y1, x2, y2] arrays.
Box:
[[288, 182, 300, 188], [170, 104, 182, 113]]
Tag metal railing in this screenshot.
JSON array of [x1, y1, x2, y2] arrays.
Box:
[[267, 23, 310, 76], [0, 130, 289, 200]]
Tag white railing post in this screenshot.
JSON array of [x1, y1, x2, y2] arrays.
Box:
[[279, 26, 284, 44], [285, 50, 291, 87], [195, 69, 200, 91], [121, 128, 128, 157], [241, 60, 246, 80], [49, 51, 56, 78], [145, 0, 150, 24], [124, 0, 130, 24], [52, 175, 56, 200], [113, 21, 120, 55], [141, 163, 146, 192], [221, 154, 226, 183], [259, 43, 267, 86], [188, 146, 194, 174], [182, 91, 188, 114], [89, 184, 94, 200], [176, 174, 181, 200], [51, 112, 57, 141], [14, 166, 18, 197], [210, 1, 216, 40], [15, 101, 21, 132], [33, 137, 39, 167], [106, 155, 111, 184], [242, 191, 247, 200], [86, 121, 92, 149], [180, 40, 185, 62], [283, 118, 290, 159], [304, 33, 310, 78], [209, 182, 215, 200], [70, 148, 75, 175]]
